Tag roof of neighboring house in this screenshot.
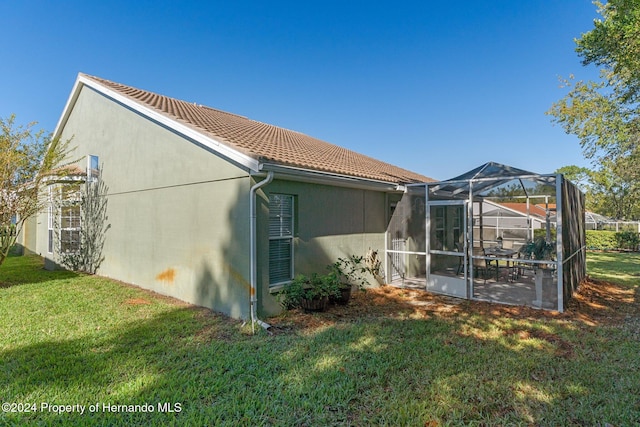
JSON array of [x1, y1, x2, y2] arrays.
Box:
[[500, 202, 549, 219], [537, 203, 556, 210], [68, 74, 432, 186], [585, 211, 612, 224], [43, 164, 87, 181]]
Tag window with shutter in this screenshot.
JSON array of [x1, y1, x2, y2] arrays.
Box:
[[269, 194, 294, 285]]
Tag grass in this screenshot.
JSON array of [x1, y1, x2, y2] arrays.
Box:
[[1, 252, 639, 426], [586, 250, 640, 286]]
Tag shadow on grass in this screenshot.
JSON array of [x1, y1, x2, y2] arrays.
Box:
[[0, 253, 79, 289], [0, 307, 216, 426], [1, 248, 638, 426], [2, 293, 639, 426], [267, 282, 640, 425], [586, 251, 640, 287]]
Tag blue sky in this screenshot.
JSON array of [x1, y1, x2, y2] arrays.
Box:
[[1, 1, 600, 180]]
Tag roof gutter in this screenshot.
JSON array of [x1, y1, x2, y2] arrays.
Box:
[[260, 163, 408, 192], [249, 171, 274, 333]]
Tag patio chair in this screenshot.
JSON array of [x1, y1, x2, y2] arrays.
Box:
[[513, 247, 534, 280], [472, 248, 498, 282], [455, 242, 464, 275]]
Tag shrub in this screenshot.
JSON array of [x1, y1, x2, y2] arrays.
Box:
[[585, 230, 640, 251], [329, 254, 376, 290], [615, 231, 640, 251], [533, 228, 556, 241], [278, 273, 340, 310], [522, 236, 555, 260]]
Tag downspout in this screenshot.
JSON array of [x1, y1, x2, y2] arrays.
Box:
[[250, 171, 274, 332]]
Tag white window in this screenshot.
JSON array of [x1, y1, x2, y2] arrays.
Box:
[[60, 185, 81, 253], [48, 186, 54, 253], [269, 194, 294, 286], [88, 155, 99, 182]]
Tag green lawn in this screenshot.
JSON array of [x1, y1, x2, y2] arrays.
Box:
[[586, 250, 640, 286], [1, 252, 639, 426]]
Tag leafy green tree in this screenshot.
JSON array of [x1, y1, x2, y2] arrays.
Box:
[[548, 0, 640, 166], [588, 160, 640, 219], [0, 115, 72, 267], [555, 165, 592, 192], [548, 0, 640, 219], [556, 163, 640, 219]]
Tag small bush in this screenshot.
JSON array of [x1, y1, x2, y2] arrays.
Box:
[[278, 273, 340, 309]]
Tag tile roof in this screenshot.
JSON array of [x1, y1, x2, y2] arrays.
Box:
[[81, 74, 433, 185], [500, 202, 549, 219]]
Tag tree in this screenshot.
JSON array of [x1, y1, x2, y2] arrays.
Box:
[[0, 114, 72, 267], [53, 168, 110, 274], [588, 160, 640, 219], [555, 165, 592, 193], [548, 0, 640, 167], [548, 0, 640, 218], [555, 163, 640, 219]]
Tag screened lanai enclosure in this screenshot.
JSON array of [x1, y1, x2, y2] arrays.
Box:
[[386, 162, 586, 312]]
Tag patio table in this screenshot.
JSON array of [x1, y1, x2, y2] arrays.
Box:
[[484, 248, 518, 281], [484, 248, 517, 258]]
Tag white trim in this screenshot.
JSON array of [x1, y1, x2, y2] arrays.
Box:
[[386, 249, 427, 256], [52, 77, 84, 138], [54, 74, 261, 173]]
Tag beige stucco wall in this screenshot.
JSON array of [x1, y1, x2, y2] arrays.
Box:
[[257, 179, 397, 316], [13, 214, 35, 255], [29, 84, 403, 321], [40, 86, 253, 319]]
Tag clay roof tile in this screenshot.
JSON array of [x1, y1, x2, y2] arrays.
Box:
[[82, 74, 433, 185]]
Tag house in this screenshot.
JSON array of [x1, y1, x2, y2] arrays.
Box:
[[478, 200, 551, 246], [19, 73, 433, 321]]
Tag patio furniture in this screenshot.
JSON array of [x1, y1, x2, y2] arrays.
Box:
[[512, 248, 534, 280], [472, 248, 498, 282], [484, 247, 517, 281], [455, 242, 464, 275]]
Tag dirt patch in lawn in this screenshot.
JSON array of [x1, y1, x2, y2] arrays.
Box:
[[267, 276, 638, 333], [123, 298, 152, 305]]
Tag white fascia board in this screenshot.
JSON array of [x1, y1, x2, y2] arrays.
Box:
[[54, 74, 261, 173], [52, 77, 84, 139], [259, 163, 406, 192]]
